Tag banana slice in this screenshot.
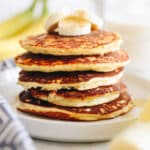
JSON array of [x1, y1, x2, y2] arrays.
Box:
[[55, 16, 91, 36], [73, 10, 103, 30], [45, 9, 103, 36], [44, 10, 70, 33]]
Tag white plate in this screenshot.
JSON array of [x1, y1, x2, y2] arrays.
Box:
[[0, 68, 148, 142]]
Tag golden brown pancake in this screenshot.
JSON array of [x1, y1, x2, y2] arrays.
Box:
[[20, 30, 122, 56], [28, 82, 126, 107], [17, 91, 133, 121], [18, 68, 124, 91], [15, 50, 129, 72]]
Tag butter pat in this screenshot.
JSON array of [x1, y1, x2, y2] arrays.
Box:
[[110, 122, 150, 150]]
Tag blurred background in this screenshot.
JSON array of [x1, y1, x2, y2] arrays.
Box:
[[0, 0, 150, 76]]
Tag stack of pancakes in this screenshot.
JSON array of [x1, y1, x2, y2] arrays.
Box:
[[15, 30, 134, 121]]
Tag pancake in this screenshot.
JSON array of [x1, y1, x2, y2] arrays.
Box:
[[15, 50, 129, 72], [28, 82, 126, 107], [17, 91, 134, 121], [18, 68, 124, 91], [20, 30, 122, 56]]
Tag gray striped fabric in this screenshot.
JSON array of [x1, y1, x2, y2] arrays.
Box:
[[0, 59, 15, 71], [0, 96, 36, 150]]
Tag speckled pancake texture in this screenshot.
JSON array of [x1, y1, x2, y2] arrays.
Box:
[[15, 50, 129, 72], [20, 30, 122, 56], [17, 91, 133, 121], [18, 68, 124, 90], [15, 25, 133, 121], [29, 82, 126, 99], [26, 82, 126, 107]]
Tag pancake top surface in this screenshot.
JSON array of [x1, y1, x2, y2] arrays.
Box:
[[15, 50, 129, 66], [20, 30, 120, 50], [29, 82, 126, 99], [19, 68, 123, 84], [19, 90, 131, 114]]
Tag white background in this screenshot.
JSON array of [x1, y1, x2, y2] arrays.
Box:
[[0, 0, 100, 21]]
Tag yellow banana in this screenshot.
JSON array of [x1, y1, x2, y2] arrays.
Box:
[[0, 40, 24, 61], [0, 0, 37, 39], [0, 1, 48, 61], [0, 16, 48, 61], [16, 0, 48, 37]]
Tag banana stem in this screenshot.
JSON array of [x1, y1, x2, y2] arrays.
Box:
[[29, 0, 38, 11], [42, 0, 48, 16]]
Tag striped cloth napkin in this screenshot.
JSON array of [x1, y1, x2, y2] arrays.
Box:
[[0, 96, 36, 150], [0, 59, 36, 150]]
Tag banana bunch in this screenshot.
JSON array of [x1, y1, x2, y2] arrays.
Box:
[[0, 0, 48, 61]]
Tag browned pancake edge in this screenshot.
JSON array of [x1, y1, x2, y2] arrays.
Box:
[[20, 30, 120, 50], [18, 90, 132, 115], [15, 50, 129, 67], [29, 82, 126, 99], [19, 68, 123, 84]]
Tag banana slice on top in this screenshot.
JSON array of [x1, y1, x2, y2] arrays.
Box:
[[44, 10, 69, 33], [55, 16, 91, 36], [45, 9, 103, 36], [73, 10, 103, 30]]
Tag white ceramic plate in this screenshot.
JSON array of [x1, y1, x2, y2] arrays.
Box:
[[0, 67, 148, 142]]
